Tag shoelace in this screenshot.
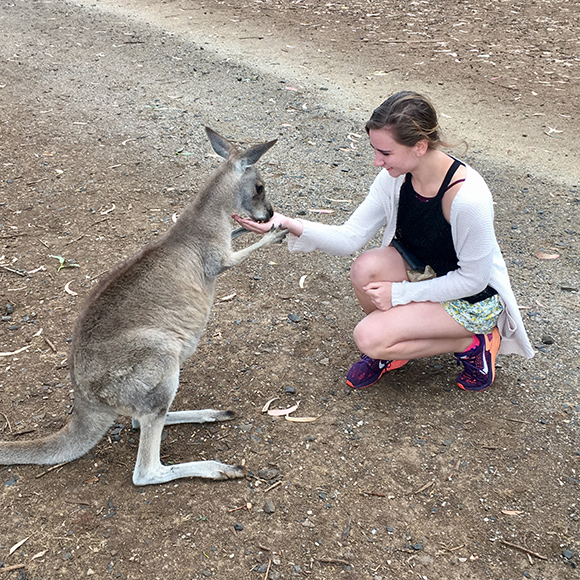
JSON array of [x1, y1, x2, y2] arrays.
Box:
[[455, 353, 480, 384]]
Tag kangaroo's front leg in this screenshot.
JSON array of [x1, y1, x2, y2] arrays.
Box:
[[222, 226, 287, 270]]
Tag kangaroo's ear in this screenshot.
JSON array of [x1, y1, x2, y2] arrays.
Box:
[[234, 139, 277, 174], [205, 127, 236, 159]]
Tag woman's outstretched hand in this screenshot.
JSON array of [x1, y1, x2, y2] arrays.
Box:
[[232, 212, 304, 237], [363, 281, 393, 311]]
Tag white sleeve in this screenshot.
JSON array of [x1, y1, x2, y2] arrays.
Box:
[[391, 171, 497, 305], [288, 171, 402, 256]]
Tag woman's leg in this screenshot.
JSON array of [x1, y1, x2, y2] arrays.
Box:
[[350, 246, 473, 357], [350, 246, 408, 314], [353, 301, 474, 361]]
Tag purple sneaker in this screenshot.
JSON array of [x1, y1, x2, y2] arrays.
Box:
[[455, 328, 501, 391], [346, 354, 409, 389]]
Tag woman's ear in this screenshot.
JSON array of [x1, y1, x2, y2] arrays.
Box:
[[414, 139, 429, 157]]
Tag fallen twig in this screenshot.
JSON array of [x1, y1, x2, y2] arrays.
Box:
[[0, 564, 26, 573], [317, 557, 350, 565], [0, 411, 13, 434], [264, 480, 283, 493], [413, 480, 435, 495], [360, 491, 386, 497], [500, 540, 547, 561], [35, 462, 69, 479], [1, 265, 27, 277], [0, 233, 25, 240], [442, 544, 466, 552], [44, 337, 58, 353], [263, 559, 272, 580]]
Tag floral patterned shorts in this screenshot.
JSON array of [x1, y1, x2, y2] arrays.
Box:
[[442, 294, 504, 334]]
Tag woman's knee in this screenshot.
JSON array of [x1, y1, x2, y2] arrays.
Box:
[[353, 318, 388, 358], [350, 246, 406, 287]]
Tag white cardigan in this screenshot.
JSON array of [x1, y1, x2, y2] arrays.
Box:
[[288, 166, 534, 358]]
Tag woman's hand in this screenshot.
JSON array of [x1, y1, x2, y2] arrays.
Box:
[[362, 281, 393, 311], [232, 212, 304, 237]]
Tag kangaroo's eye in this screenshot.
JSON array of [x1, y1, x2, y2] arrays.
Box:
[[255, 184, 265, 195]]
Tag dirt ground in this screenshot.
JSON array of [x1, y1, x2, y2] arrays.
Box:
[[1, 0, 579, 579]]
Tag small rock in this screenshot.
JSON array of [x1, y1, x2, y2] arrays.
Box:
[[288, 313, 301, 323], [263, 499, 275, 514], [234, 523, 244, 531], [285, 386, 296, 394], [541, 335, 555, 345], [258, 467, 279, 480], [562, 549, 574, 559], [412, 542, 423, 551]]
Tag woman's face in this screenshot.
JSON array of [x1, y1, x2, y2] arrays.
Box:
[[368, 128, 423, 177]]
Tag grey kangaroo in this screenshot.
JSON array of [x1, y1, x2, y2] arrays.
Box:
[[0, 128, 286, 485]]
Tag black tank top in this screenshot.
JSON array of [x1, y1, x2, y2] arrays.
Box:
[[395, 159, 465, 277]]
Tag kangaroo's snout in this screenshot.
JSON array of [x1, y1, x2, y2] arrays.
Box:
[[250, 201, 274, 223]]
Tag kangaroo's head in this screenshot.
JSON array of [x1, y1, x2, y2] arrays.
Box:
[[205, 127, 277, 223]]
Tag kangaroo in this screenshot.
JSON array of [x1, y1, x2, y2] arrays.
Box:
[[0, 127, 286, 486]]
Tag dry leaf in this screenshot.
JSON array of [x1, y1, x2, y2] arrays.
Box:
[[535, 250, 559, 260], [9, 537, 29, 556], [64, 280, 78, 296], [31, 550, 48, 561], [261, 397, 279, 413], [267, 402, 300, 416], [285, 416, 319, 423], [501, 509, 524, 516], [0, 345, 32, 357], [219, 292, 236, 302], [100, 203, 116, 215]]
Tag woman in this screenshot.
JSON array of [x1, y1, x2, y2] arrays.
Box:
[[234, 91, 534, 391]]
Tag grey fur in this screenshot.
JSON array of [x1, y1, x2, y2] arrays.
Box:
[[0, 127, 286, 486]]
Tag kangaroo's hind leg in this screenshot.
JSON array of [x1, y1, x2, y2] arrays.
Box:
[[131, 409, 236, 429], [130, 375, 244, 486]]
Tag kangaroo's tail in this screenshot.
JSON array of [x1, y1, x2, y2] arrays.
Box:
[[0, 395, 117, 466]]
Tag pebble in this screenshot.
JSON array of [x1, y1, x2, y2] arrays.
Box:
[[263, 499, 275, 514], [234, 523, 243, 531], [285, 386, 295, 394], [562, 549, 574, 559], [541, 335, 555, 345], [288, 313, 301, 323], [258, 467, 279, 480]]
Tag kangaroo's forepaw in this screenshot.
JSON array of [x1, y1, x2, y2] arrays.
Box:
[[267, 225, 288, 244]]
